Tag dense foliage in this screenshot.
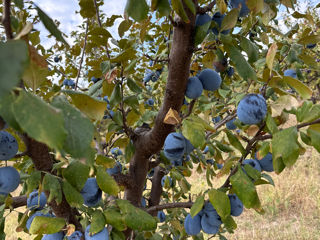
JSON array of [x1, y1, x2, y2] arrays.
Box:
[[0, 0, 319, 239]]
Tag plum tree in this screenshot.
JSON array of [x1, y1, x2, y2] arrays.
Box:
[[0, 0, 319, 239], [237, 94, 267, 125]]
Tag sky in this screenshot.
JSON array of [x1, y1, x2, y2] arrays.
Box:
[[32, 0, 126, 47]]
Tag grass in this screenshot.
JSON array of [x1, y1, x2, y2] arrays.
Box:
[[190, 147, 320, 240]]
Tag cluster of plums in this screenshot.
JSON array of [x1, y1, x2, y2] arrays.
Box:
[[143, 68, 163, 83], [243, 152, 274, 173], [185, 196, 243, 236], [62, 79, 75, 88], [0, 131, 20, 197], [185, 68, 222, 99]]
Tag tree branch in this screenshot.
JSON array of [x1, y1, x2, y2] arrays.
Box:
[[2, 0, 13, 39], [113, 173, 135, 189], [4, 195, 27, 209], [74, 20, 89, 91], [196, 1, 216, 14], [147, 201, 193, 213], [182, 99, 196, 119]]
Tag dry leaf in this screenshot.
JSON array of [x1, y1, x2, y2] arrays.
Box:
[[105, 67, 118, 83], [163, 108, 181, 125]]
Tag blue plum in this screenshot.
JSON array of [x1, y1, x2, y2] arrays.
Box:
[[284, 69, 297, 79], [206, 159, 214, 165], [26, 211, 54, 230], [203, 146, 209, 154], [80, 178, 102, 207], [184, 213, 201, 235], [171, 158, 183, 167], [157, 210, 166, 222], [212, 12, 230, 35], [148, 168, 154, 178], [185, 77, 203, 99], [198, 69, 222, 91], [216, 162, 223, 169], [256, 152, 273, 172], [161, 176, 172, 187], [27, 190, 47, 210], [146, 98, 155, 106], [212, 116, 221, 123], [53, 56, 60, 63], [68, 80, 75, 87], [226, 118, 237, 130], [0, 166, 20, 193], [141, 197, 146, 207], [242, 159, 262, 172], [237, 94, 267, 125], [85, 225, 109, 240], [143, 72, 154, 83], [228, 194, 243, 217], [67, 231, 83, 240], [200, 213, 220, 234], [164, 133, 186, 161], [0, 131, 19, 160], [195, 13, 211, 26], [91, 77, 99, 83], [152, 69, 162, 82], [230, 0, 250, 17], [111, 147, 123, 156], [42, 232, 64, 240], [227, 67, 234, 77], [103, 96, 109, 103], [306, 43, 316, 49], [63, 79, 69, 86], [106, 161, 122, 175]]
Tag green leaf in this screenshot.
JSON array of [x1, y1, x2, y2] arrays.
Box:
[[127, 78, 142, 93], [118, 20, 132, 38], [79, 0, 96, 18], [12, 91, 66, 151], [190, 196, 204, 218], [62, 180, 84, 208], [298, 34, 320, 44], [13, 0, 24, 9], [96, 166, 120, 196], [247, 0, 264, 14], [104, 208, 127, 231], [116, 199, 157, 231], [221, 8, 239, 32], [266, 113, 278, 134], [88, 27, 112, 46], [96, 155, 115, 168], [182, 118, 206, 148], [110, 83, 122, 107], [156, 0, 171, 16], [307, 124, 320, 153], [22, 60, 49, 92], [226, 130, 245, 155], [299, 53, 319, 69], [0, 40, 28, 99], [300, 131, 312, 146], [65, 90, 107, 120], [230, 168, 261, 209], [125, 0, 149, 22], [183, 0, 196, 15], [35, 5, 69, 46], [51, 96, 95, 160], [62, 161, 90, 191], [215, 141, 234, 153], [239, 37, 259, 63], [223, 43, 257, 81], [208, 189, 231, 219], [299, 105, 320, 123], [272, 127, 299, 171], [26, 171, 41, 195], [29, 216, 65, 235], [243, 164, 261, 181], [266, 43, 278, 70], [42, 174, 62, 204], [283, 76, 312, 100], [171, 0, 189, 23], [90, 210, 106, 235], [0, 94, 21, 130], [194, 21, 211, 45]]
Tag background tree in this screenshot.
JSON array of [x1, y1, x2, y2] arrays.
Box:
[[0, 0, 319, 239]]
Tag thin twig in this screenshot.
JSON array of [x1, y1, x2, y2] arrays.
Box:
[[74, 20, 89, 91], [147, 201, 193, 213], [169, 15, 177, 27], [2, 0, 13, 39], [182, 99, 196, 119], [144, 54, 169, 63], [206, 113, 237, 139], [196, 1, 216, 14]]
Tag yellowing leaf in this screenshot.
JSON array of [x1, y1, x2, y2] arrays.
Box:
[[217, 0, 227, 14], [266, 43, 277, 71], [163, 108, 181, 125]]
